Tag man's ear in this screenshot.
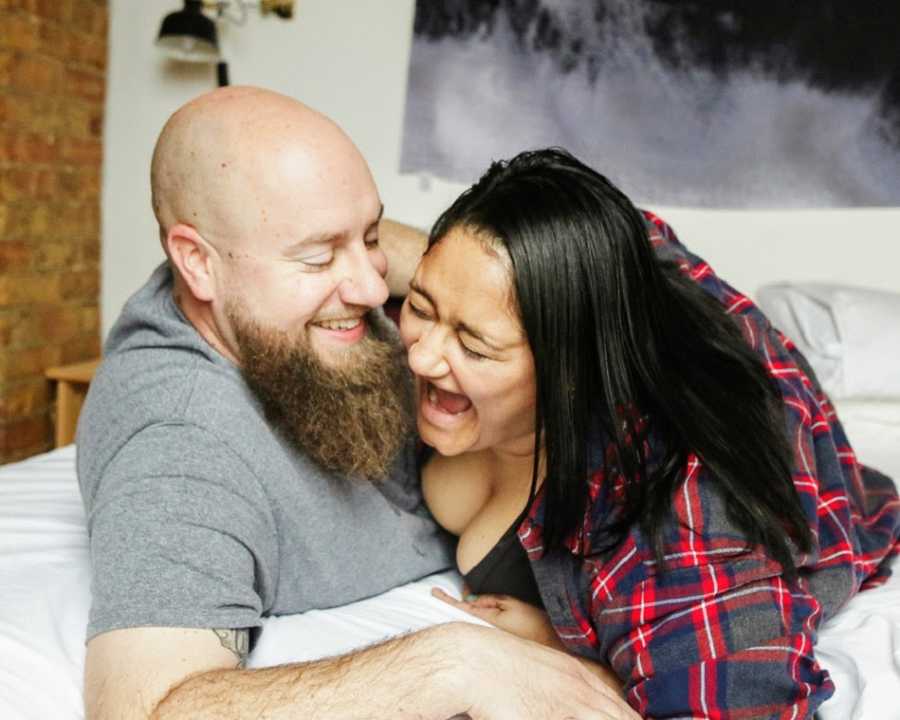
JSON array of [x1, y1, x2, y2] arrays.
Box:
[[164, 223, 218, 303]]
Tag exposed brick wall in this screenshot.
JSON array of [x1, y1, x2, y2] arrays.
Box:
[[0, 0, 106, 463]]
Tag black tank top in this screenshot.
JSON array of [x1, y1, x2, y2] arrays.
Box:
[[462, 515, 544, 609]]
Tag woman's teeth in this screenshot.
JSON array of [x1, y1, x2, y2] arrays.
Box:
[[426, 383, 473, 414]]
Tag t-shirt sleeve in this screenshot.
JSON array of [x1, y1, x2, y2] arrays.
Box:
[[84, 422, 277, 640]]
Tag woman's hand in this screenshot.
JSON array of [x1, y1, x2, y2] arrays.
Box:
[[432, 587, 562, 648], [432, 587, 623, 693]]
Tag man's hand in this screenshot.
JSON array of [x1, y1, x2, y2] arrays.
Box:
[[454, 623, 641, 720], [433, 587, 626, 700]]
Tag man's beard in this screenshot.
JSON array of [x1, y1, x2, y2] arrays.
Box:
[[227, 302, 414, 480]]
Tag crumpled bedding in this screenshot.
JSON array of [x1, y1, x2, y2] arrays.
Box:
[[1, 440, 897, 719]]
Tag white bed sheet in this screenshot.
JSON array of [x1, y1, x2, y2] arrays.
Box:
[[1, 429, 898, 719]]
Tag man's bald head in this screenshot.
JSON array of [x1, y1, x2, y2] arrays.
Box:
[[148, 85, 387, 369], [147, 88, 403, 476], [151, 86, 373, 254]]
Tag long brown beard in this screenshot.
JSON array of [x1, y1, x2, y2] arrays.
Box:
[[227, 302, 414, 480]]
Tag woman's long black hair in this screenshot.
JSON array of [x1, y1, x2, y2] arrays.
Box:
[[429, 148, 813, 578]]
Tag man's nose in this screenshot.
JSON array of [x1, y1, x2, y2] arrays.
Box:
[[406, 326, 450, 379], [337, 246, 390, 309]]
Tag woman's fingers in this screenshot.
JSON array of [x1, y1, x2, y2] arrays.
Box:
[[431, 587, 503, 624], [432, 587, 502, 609], [431, 586, 465, 607], [469, 594, 504, 609], [462, 604, 502, 624]]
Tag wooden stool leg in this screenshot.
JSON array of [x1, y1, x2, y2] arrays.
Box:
[[55, 381, 76, 448]]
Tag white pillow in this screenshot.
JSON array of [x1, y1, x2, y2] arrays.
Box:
[[832, 400, 900, 479], [757, 283, 900, 400]]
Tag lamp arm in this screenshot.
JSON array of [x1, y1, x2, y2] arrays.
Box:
[[260, 0, 293, 18], [203, 0, 247, 25], [201, 0, 293, 22]]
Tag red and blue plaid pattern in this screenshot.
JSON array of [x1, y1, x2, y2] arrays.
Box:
[[519, 212, 900, 719]]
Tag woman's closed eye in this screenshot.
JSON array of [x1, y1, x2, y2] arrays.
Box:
[[406, 297, 491, 360], [408, 302, 432, 320], [459, 342, 488, 361]]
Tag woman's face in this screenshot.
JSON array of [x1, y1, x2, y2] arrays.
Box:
[[399, 227, 537, 457]]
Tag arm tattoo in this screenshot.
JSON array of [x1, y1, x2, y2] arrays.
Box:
[[211, 628, 250, 667]]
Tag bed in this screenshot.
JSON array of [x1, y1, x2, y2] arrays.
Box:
[[2, 284, 899, 719]]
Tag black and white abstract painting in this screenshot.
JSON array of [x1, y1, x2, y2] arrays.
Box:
[[400, 1, 900, 208]]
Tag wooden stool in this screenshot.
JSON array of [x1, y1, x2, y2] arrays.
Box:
[[45, 358, 101, 447]]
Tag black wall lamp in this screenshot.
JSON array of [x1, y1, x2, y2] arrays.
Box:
[[156, 0, 294, 86]]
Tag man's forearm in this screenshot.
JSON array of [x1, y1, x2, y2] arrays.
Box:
[[379, 218, 428, 297], [151, 623, 471, 720]]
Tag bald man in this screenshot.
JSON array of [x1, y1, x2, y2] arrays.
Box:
[[77, 87, 636, 720]]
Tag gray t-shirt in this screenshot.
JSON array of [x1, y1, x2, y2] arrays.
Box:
[[77, 263, 453, 641]]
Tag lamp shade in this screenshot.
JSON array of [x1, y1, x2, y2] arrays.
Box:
[[156, 0, 219, 63]]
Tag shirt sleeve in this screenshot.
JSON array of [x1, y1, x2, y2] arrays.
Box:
[[84, 422, 277, 640], [593, 552, 833, 718], [554, 464, 836, 720]]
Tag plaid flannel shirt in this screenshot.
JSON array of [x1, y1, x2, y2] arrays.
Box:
[[519, 211, 900, 719]]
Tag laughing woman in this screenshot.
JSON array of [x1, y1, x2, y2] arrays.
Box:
[[399, 148, 900, 719]]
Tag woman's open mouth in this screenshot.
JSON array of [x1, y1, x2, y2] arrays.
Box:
[[420, 381, 473, 427]]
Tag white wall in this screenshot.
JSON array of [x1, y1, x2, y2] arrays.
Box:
[[102, 0, 900, 339]]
